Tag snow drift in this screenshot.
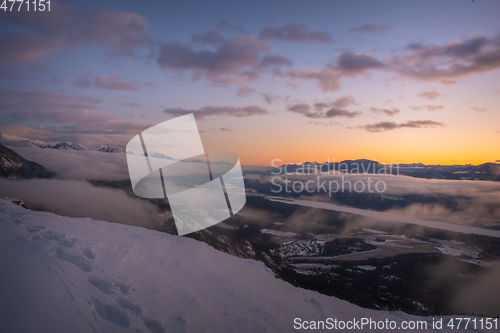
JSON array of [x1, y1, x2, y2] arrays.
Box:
[[0, 198, 488, 332]]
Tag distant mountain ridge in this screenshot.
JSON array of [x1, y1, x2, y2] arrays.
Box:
[[0, 143, 55, 179], [0, 133, 125, 153], [246, 159, 500, 181]]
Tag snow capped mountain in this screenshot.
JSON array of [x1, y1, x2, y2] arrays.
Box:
[[0, 143, 55, 179], [85, 143, 126, 153], [52, 142, 86, 150], [147, 151, 175, 160], [0, 198, 488, 333], [0, 133, 125, 153], [0, 133, 49, 148]]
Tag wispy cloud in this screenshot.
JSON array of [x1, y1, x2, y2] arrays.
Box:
[[0, 124, 131, 145], [369, 107, 400, 116], [1, 90, 150, 137], [361, 120, 444, 132], [259, 24, 332, 42], [74, 73, 142, 91], [0, 124, 58, 140], [5, 110, 150, 136], [261, 93, 280, 105], [471, 107, 487, 112], [163, 105, 269, 119], [409, 105, 444, 111], [117, 102, 141, 108], [288, 96, 360, 119], [236, 84, 256, 97], [7, 110, 119, 124], [417, 90, 445, 100]]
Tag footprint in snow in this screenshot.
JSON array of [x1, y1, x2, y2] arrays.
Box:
[[55, 248, 92, 272]]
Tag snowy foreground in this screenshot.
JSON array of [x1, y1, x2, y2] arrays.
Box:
[[0, 198, 488, 333]]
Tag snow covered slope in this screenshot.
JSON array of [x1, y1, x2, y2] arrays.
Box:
[[0, 198, 488, 333]]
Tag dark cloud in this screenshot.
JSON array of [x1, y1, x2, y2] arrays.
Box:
[[163, 105, 269, 119], [362, 120, 445, 132], [390, 34, 500, 82], [369, 107, 400, 116], [417, 90, 445, 100], [289, 103, 310, 114], [346, 24, 390, 33], [336, 52, 384, 72], [259, 24, 332, 42], [313, 102, 328, 110], [258, 54, 293, 68], [496, 160, 500, 163], [324, 108, 359, 118], [0, 90, 101, 111], [284, 52, 383, 92], [156, 35, 291, 85], [409, 105, 444, 111], [288, 96, 360, 119], [0, 3, 151, 67], [283, 33, 500, 92]]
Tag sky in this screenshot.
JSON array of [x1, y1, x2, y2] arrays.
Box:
[[0, 0, 499, 166]]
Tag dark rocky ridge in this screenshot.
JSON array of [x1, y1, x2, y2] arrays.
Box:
[[0, 143, 55, 179]]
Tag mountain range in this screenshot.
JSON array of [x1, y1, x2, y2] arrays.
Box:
[[246, 158, 500, 181], [2, 133, 499, 181], [0, 143, 54, 179], [0, 133, 125, 153]]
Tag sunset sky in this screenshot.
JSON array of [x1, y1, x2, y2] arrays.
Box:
[[1, 0, 499, 166]]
